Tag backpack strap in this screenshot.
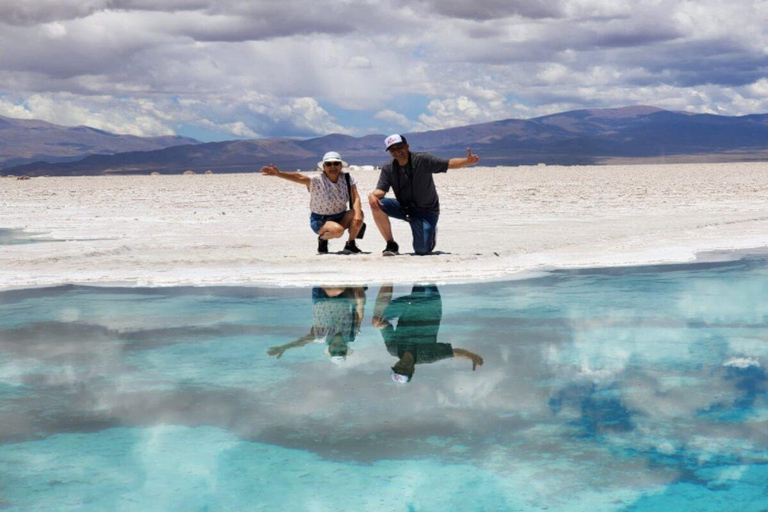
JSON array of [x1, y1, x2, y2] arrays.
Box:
[[344, 172, 353, 210]]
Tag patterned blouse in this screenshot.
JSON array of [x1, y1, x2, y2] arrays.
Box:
[[309, 172, 356, 215]]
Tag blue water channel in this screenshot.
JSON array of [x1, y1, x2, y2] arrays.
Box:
[[0, 228, 62, 245], [1, 256, 767, 511]]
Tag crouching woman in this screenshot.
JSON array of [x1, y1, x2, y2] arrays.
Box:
[[260, 151, 364, 254]]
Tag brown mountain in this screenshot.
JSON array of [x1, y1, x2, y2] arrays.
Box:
[[0, 115, 198, 168], [6, 106, 768, 176]]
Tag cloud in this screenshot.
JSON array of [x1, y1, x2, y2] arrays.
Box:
[[375, 109, 413, 128], [0, 91, 345, 139], [0, 0, 766, 139], [415, 92, 520, 131], [406, 0, 566, 20], [0, 93, 177, 136], [0, 0, 109, 26]]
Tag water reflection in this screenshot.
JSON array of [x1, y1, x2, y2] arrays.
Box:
[[373, 284, 483, 383], [267, 286, 366, 363], [1, 260, 768, 510]]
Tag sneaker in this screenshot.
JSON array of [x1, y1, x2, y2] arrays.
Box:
[[343, 240, 362, 254], [382, 240, 399, 256], [318, 237, 328, 254]]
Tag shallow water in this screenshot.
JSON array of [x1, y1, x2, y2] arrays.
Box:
[[0, 257, 767, 511], [0, 228, 62, 245]]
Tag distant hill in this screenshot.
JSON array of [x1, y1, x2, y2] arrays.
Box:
[[6, 106, 768, 176], [0, 115, 198, 168]]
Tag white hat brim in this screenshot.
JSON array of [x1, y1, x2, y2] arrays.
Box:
[[317, 160, 348, 169]]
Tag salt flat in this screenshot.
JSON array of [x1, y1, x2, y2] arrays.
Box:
[[3, 162, 768, 289]]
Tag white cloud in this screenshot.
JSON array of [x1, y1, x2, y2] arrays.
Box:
[[374, 109, 413, 128], [0, 93, 176, 136], [0, 0, 765, 139]]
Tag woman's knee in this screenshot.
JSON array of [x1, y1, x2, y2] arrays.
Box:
[[322, 222, 344, 239]]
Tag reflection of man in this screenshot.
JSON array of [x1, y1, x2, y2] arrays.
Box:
[[372, 284, 483, 383], [268, 286, 366, 363]]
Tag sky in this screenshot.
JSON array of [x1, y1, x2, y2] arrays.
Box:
[[0, 0, 767, 142]]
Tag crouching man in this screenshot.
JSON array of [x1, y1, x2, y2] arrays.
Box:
[[368, 134, 479, 256]]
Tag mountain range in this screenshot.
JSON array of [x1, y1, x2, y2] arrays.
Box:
[[0, 115, 197, 169], [4, 106, 768, 176]]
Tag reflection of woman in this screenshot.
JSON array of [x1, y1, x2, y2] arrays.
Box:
[[372, 284, 483, 383], [268, 286, 366, 363]]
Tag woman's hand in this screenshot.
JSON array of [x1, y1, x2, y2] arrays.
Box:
[[260, 164, 279, 176]]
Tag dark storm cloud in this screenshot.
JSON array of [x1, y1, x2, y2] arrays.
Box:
[[0, 0, 107, 26], [0, 0, 374, 41], [586, 23, 683, 49], [175, 14, 356, 43], [406, 0, 565, 20]]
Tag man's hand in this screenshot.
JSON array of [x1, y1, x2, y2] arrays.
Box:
[[371, 316, 390, 330], [267, 346, 286, 358], [368, 193, 382, 211], [448, 150, 480, 169], [260, 164, 279, 176], [465, 148, 479, 166]]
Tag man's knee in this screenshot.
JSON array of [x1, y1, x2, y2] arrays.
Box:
[[412, 234, 434, 255], [371, 207, 390, 220]]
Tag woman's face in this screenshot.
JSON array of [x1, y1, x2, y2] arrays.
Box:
[[323, 160, 342, 179], [328, 336, 348, 356]]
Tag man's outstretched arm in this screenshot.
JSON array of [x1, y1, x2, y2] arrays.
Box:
[[447, 148, 479, 169], [452, 348, 484, 370]]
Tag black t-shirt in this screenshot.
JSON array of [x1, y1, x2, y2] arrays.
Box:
[[376, 152, 449, 214]]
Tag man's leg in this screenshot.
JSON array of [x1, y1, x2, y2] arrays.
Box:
[[372, 200, 398, 242], [376, 199, 406, 255], [409, 212, 439, 255]]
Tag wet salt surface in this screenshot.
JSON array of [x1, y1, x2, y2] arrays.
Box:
[[0, 257, 767, 511]]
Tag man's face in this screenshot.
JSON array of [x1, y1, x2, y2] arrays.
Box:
[[387, 142, 409, 162]]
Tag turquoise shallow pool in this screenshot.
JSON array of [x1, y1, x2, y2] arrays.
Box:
[[1, 257, 767, 511], [0, 228, 62, 245]]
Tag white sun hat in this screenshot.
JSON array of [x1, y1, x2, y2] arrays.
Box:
[[324, 345, 353, 364], [317, 151, 348, 169]]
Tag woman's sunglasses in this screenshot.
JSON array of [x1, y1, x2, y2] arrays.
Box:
[[324, 161, 342, 167]]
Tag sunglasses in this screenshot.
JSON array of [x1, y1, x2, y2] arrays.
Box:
[[324, 161, 342, 167]]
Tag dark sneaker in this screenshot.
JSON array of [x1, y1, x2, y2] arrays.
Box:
[[318, 237, 328, 254], [382, 240, 399, 256], [343, 240, 362, 254]]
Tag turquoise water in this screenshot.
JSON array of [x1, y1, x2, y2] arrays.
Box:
[[0, 228, 62, 245], [1, 257, 767, 511]]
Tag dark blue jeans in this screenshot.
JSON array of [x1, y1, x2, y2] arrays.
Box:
[[379, 198, 439, 255]]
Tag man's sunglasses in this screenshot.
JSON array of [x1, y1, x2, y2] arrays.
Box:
[[324, 161, 342, 167]]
